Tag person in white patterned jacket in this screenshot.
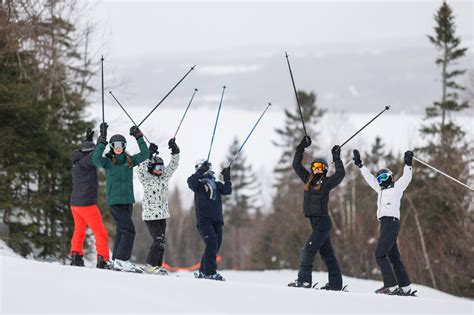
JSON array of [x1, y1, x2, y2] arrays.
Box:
[[137, 138, 180, 275]]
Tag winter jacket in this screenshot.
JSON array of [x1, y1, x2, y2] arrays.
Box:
[[360, 165, 412, 220], [293, 147, 345, 217], [137, 154, 179, 221], [187, 171, 232, 224], [92, 136, 149, 205], [70, 149, 98, 206]]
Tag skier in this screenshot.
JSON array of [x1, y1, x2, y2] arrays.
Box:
[[288, 136, 345, 290], [69, 128, 112, 269], [352, 149, 416, 296], [92, 122, 149, 272], [187, 160, 232, 281], [137, 139, 180, 275]]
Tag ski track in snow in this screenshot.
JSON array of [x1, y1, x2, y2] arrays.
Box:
[[1, 253, 472, 314]]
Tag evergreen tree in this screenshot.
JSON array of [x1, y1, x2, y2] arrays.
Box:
[[0, 0, 95, 259]]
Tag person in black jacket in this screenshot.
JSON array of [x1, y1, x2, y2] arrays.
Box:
[[187, 159, 232, 281], [69, 128, 111, 269], [288, 136, 345, 290]]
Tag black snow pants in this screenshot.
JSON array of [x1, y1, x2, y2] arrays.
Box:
[[198, 222, 223, 276], [375, 216, 411, 288], [110, 204, 135, 261], [145, 219, 167, 267], [298, 215, 342, 289]]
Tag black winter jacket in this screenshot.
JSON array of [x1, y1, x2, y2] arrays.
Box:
[[293, 147, 345, 217], [70, 149, 98, 206], [187, 171, 232, 225]]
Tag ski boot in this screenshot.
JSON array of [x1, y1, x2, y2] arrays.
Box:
[[113, 259, 143, 273], [70, 251, 85, 267], [144, 264, 169, 276], [391, 287, 418, 297], [97, 255, 113, 269], [375, 286, 398, 295], [319, 283, 348, 291], [288, 279, 311, 288], [194, 270, 205, 279], [203, 272, 226, 281]]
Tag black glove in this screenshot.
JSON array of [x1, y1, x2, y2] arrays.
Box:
[[85, 128, 94, 142], [296, 136, 312, 150], [129, 126, 143, 139], [99, 122, 108, 139], [221, 167, 231, 182], [352, 149, 363, 168], [97, 135, 108, 146], [148, 143, 158, 159], [331, 145, 341, 162], [197, 161, 210, 174], [168, 138, 180, 155], [404, 150, 414, 166]]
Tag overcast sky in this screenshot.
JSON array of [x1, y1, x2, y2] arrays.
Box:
[[90, 0, 473, 58]]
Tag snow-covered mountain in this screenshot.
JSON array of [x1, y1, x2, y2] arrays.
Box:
[[1, 241, 471, 314]]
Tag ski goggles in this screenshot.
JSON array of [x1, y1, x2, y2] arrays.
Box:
[[377, 172, 392, 184], [152, 164, 164, 171], [110, 141, 126, 149], [311, 162, 326, 172]]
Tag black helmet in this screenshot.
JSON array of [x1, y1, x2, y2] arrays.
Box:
[[376, 168, 393, 188], [148, 156, 164, 175], [109, 134, 127, 149], [80, 141, 95, 153], [311, 157, 329, 175]]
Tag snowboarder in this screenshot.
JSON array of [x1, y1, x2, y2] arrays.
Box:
[[137, 139, 180, 275], [92, 123, 149, 272], [288, 136, 345, 290], [352, 149, 416, 296], [187, 160, 232, 281], [69, 128, 112, 269]]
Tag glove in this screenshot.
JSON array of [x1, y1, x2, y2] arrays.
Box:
[[221, 167, 231, 182], [129, 126, 143, 139], [404, 150, 414, 166], [148, 143, 158, 159], [352, 149, 363, 168], [99, 122, 108, 139], [168, 138, 180, 155], [197, 161, 210, 174], [85, 128, 94, 142], [296, 136, 312, 150], [331, 145, 341, 162], [97, 135, 108, 146]]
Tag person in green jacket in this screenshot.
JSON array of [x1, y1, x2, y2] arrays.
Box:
[[92, 122, 149, 272]]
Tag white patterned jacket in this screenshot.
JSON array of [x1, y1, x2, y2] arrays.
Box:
[[137, 154, 179, 221]]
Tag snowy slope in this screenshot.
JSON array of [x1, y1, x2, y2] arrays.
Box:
[[1, 252, 472, 314]]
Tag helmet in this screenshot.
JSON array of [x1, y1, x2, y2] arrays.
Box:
[[80, 141, 95, 153], [109, 134, 127, 149], [311, 157, 329, 175], [195, 159, 212, 172], [148, 156, 164, 174], [376, 168, 393, 188]]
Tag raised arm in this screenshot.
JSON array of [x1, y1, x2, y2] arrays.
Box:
[[360, 166, 380, 192], [396, 151, 414, 192], [293, 137, 312, 183], [327, 159, 345, 189], [187, 162, 208, 192], [163, 154, 179, 180], [218, 167, 232, 195], [130, 135, 149, 166], [92, 141, 109, 169]]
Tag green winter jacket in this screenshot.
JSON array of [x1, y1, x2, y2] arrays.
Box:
[[92, 136, 149, 205]]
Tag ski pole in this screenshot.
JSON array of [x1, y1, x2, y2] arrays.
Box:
[[138, 65, 196, 127], [339, 106, 390, 148], [173, 88, 198, 139], [285, 52, 307, 137], [109, 91, 151, 144], [101, 55, 105, 124], [206, 86, 226, 162], [413, 157, 473, 191], [228, 103, 272, 168]]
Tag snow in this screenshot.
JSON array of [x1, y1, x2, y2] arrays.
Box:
[[1, 251, 472, 314]]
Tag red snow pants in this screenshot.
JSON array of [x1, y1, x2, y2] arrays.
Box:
[[70, 205, 110, 260]]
